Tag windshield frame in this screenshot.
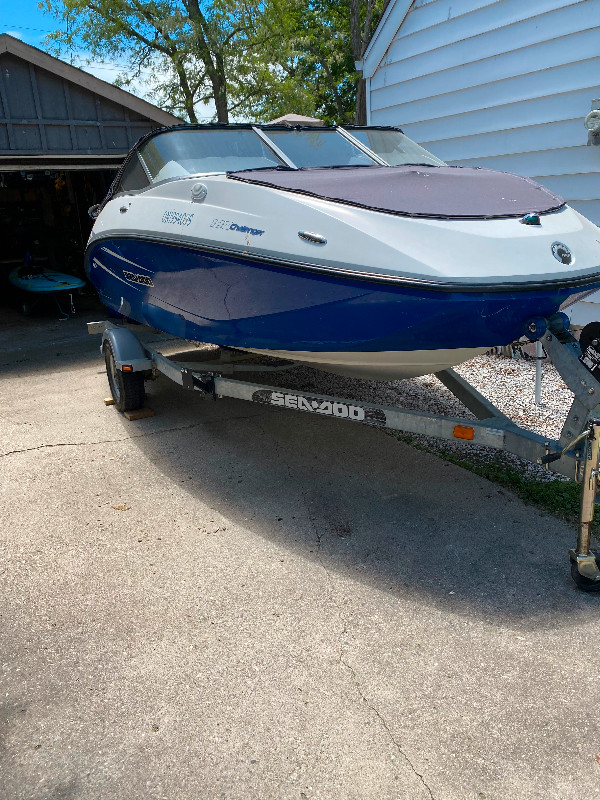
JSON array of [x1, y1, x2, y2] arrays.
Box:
[[97, 122, 445, 212], [136, 126, 288, 184], [336, 127, 388, 165], [341, 125, 446, 167], [259, 125, 380, 169]]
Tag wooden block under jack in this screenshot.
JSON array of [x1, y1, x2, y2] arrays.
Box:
[[124, 407, 155, 421], [104, 397, 115, 406]]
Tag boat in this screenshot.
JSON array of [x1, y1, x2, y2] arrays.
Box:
[[85, 123, 600, 380], [9, 261, 85, 318]]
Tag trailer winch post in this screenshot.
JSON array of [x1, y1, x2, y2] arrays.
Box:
[[570, 419, 600, 590]]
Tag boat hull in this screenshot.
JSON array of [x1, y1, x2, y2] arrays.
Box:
[[87, 236, 595, 379], [243, 345, 489, 379]]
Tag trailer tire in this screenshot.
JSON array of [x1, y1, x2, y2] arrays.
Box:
[[570, 559, 600, 592], [103, 339, 145, 413]]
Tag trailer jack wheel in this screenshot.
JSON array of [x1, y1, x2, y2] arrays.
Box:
[[570, 551, 600, 592], [570, 419, 600, 592], [103, 339, 145, 413]]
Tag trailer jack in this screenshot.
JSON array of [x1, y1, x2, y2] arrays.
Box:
[[569, 420, 600, 591]]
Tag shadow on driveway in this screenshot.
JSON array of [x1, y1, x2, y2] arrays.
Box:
[[120, 372, 594, 631]]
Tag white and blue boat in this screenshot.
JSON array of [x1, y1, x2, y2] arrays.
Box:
[[85, 123, 600, 380]]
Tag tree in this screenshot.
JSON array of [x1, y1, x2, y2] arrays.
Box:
[[41, 0, 389, 124], [246, 0, 389, 124], [349, 0, 390, 124], [41, 0, 287, 123]]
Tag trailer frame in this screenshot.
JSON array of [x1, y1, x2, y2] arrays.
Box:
[[88, 319, 600, 592]]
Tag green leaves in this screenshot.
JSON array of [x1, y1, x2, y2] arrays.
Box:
[[41, 0, 388, 124], [238, 0, 388, 124]]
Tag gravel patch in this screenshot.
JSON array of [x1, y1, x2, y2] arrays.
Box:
[[246, 351, 575, 483]]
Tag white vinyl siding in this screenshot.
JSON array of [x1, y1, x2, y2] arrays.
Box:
[[367, 0, 600, 224]]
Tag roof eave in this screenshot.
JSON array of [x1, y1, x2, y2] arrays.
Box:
[[361, 0, 414, 79], [0, 33, 181, 127]]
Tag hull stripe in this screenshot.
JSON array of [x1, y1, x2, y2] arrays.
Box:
[[86, 237, 598, 355], [88, 231, 600, 294]]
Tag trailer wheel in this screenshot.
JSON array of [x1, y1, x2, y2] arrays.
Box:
[[570, 559, 600, 592], [103, 339, 145, 412]]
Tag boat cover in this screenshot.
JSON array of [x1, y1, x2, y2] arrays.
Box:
[[228, 165, 565, 219]]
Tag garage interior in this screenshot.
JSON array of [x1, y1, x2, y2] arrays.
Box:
[[0, 168, 113, 276], [0, 33, 179, 316]]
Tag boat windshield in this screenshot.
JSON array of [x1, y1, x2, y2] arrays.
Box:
[[346, 128, 445, 167], [138, 128, 285, 182], [261, 129, 377, 168]]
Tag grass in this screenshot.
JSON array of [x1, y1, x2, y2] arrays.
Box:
[[393, 433, 599, 536]]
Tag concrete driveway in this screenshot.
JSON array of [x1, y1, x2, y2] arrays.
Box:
[[1, 310, 599, 800]]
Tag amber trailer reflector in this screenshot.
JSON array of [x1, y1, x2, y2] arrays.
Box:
[[453, 425, 475, 440], [122, 365, 133, 372]]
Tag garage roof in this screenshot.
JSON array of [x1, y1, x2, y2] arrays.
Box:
[[0, 34, 181, 170]]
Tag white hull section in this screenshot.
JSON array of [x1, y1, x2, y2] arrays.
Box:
[[244, 345, 490, 380], [90, 175, 600, 287]]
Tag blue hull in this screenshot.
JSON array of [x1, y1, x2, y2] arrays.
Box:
[[87, 237, 593, 352]]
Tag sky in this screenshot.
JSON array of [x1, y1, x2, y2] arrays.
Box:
[[2, 2, 70, 50]]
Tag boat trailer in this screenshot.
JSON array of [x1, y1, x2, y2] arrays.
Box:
[[89, 317, 600, 592]]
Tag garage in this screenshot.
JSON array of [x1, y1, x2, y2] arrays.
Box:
[[0, 33, 179, 314]]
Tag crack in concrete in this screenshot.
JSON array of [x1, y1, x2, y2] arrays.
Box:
[[0, 412, 267, 459], [304, 503, 435, 799], [310, 533, 435, 798], [314, 522, 323, 553], [339, 652, 436, 800], [0, 424, 198, 458]]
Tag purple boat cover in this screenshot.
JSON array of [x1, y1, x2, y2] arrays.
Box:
[[228, 165, 564, 220]]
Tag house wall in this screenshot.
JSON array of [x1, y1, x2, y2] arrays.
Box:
[[368, 0, 600, 225]]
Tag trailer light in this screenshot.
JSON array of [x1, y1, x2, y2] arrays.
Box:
[[122, 365, 133, 372], [453, 425, 475, 440]]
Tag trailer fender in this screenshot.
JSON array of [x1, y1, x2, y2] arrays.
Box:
[[101, 327, 153, 372]]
